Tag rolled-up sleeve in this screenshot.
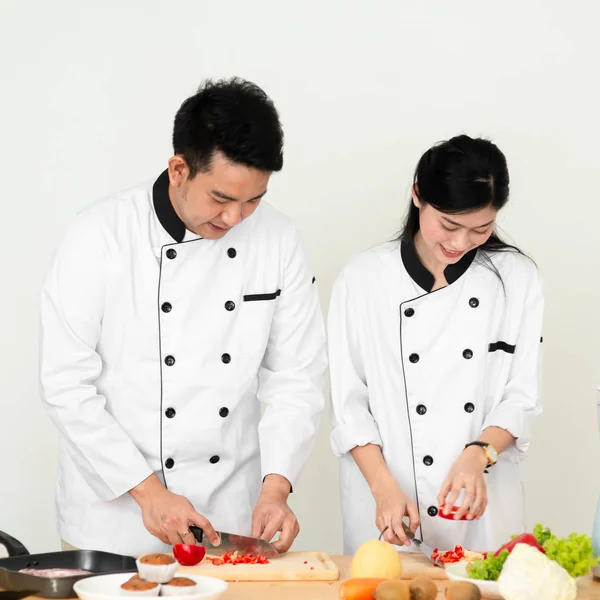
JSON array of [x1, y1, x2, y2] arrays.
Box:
[[328, 271, 382, 457], [482, 265, 544, 457], [257, 227, 327, 489], [40, 213, 152, 501]]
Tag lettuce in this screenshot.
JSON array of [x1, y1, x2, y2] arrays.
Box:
[[467, 549, 509, 581], [533, 523, 598, 578]]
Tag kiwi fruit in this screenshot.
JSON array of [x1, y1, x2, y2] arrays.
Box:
[[409, 576, 437, 600], [445, 581, 481, 600]]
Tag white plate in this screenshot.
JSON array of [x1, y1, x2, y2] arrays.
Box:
[[444, 561, 504, 600], [73, 573, 228, 600]]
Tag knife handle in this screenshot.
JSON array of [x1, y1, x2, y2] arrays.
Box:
[[188, 525, 204, 544], [401, 520, 416, 541]]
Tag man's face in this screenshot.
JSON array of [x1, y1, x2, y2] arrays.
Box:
[[168, 151, 271, 240]]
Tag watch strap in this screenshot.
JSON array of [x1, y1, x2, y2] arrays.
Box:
[[464, 441, 494, 470]]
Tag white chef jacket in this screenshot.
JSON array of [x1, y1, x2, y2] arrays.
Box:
[[328, 240, 543, 554], [39, 170, 326, 556]]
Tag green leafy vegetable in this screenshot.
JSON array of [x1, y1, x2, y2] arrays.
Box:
[[532, 523, 553, 546], [533, 523, 598, 578], [466, 523, 598, 582], [467, 549, 509, 581]]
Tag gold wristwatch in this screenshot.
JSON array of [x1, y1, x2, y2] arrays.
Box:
[[464, 441, 498, 468]]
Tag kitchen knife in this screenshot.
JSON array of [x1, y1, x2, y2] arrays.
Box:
[[188, 526, 279, 558], [400, 522, 444, 568]]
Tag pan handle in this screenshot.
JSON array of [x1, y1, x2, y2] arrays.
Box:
[[0, 530, 30, 557]]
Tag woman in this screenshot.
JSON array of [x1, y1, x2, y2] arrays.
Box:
[[328, 135, 544, 554]]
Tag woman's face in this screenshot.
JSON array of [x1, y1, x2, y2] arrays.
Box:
[[414, 193, 498, 265]]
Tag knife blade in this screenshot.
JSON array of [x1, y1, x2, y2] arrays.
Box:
[[188, 526, 279, 558], [401, 521, 444, 568]]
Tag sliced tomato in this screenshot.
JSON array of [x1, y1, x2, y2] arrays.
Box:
[[172, 544, 206, 566]]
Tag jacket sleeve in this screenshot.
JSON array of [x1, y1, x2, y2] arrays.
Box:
[[257, 227, 327, 490], [40, 213, 153, 501], [482, 262, 544, 457], [328, 270, 382, 457]]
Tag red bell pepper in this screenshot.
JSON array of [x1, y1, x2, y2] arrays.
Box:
[[493, 533, 545, 557], [430, 545, 465, 564]]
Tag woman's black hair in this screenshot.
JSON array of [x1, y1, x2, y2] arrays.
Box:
[[399, 134, 528, 282]]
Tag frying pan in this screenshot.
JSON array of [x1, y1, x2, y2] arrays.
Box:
[[0, 530, 136, 599]]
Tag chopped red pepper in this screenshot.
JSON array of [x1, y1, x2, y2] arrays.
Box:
[[430, 544, 465, 564], [493, 533, 545, 557], [206, 551, 270, 566]]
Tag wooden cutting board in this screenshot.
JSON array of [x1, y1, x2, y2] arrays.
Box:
[[176, 551, 447, 582], [398, 552, 448, 580], [177, 551, 340, 581]]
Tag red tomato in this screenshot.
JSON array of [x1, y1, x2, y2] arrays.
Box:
[[172, 544, 206, 566]]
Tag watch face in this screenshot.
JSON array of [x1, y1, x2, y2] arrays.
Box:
[[488, 446, 498, 462]]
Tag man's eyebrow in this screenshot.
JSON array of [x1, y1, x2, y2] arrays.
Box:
[[211, 190, 267, 202]]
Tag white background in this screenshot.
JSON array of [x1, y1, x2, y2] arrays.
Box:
[[1, 0, 599, 556]]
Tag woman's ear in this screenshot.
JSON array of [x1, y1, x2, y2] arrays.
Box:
[[412, 185, 421, 209]]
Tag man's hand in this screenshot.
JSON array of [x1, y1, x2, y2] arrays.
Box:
[[130, 474, 220, 546], [251, 474, 298, 553]]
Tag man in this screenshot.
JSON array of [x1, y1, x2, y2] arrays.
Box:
[[39, 78, 326, 556]]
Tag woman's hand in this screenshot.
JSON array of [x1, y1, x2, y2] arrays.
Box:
[[373, 477, 420, 546], [437, 446, 489, 520]]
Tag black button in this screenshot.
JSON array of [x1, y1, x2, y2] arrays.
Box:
[[165, 407, 176, 419], [409, 353, 420, 364], [227, 248, 237, 258], [463, 349, 473, 360], [164, 355, 175, 366], [209, 455, 220, 464], [219, 407, 229, 418], [469, 297, 479, 308], [416, 404, 427, 415], [221, 353, 231, 364], [427, 506, 438, 517], [225, 301, 236, 311], [161, 302, 172, 313], [166, 249, 177, 260], [464, 402, 475, 413], [404, 308, 415, 317], [165, 458, 175, 469], [423, 455, 434, 466]]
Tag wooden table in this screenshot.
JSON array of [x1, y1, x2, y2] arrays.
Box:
[[217, 555, 600, 600], [220, 555, 599, 599], [3, 555, 599, 599]]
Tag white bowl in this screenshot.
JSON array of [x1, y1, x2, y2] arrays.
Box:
[[73, 573, 228, 600], [445, 557, 588, 597], [445, 561, 504, 600]]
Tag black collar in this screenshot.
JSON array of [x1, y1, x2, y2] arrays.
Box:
[[153, 170, 186, 243], [401, 239, 476, 292]]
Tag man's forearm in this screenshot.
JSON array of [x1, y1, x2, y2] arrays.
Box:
[[261, 474, 292, 499], [129, 473, 166, 506]]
